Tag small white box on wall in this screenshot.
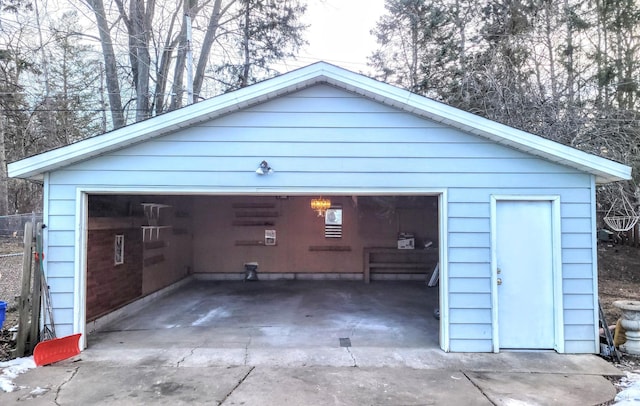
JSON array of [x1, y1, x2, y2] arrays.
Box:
[[397, 233, 415, 250], [265, 230, 276, 245]]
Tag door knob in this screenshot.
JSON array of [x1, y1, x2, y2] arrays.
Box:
[[497, 278, 502, 285]]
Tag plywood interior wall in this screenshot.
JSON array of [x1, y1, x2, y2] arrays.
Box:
[[191, 195, 438, 274]]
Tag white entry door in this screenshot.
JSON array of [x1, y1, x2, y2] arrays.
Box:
[[496, 200, 556, 349]]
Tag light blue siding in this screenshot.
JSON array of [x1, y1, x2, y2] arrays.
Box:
[[449, 308, 492, 324], [562, 248, 594, 264], [49, 199, 76, 216], [448, 263, 491, 278], [561, 234, 592, 248], [47, 231, 75, 247], [564, 294, 596, 309], [562, 263, 593, 279], [449, 278, 491, 293], [448, 233, 490, 248], [44, 84, 598, 353]]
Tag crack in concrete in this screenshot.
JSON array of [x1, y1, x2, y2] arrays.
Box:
[[54, 366, 79, 406], [219, 366, 255, 405], [244, 335, 252, 366], [461, 371, 497, 406], [176, 347, 197, 367], [346, 346, 358, 367]]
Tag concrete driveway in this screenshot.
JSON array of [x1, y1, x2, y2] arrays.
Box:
[[0, 280, 623, 405]]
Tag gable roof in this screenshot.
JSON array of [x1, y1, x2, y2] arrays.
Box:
[[8, 61, 631, 184]]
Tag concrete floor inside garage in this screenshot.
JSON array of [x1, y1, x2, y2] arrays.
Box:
[[85, 280, 441, 367]]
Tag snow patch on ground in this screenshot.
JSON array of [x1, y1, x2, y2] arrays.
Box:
[[0, 356, 36, 392], [614, 371, 640, 405]]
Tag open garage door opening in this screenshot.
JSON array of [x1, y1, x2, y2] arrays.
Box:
[[84, 194, 442, 354]]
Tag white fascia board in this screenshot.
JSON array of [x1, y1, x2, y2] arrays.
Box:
[[318, 66, 631, 184]]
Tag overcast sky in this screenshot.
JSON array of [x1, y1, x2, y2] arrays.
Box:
[[282, 0, 387, 74]]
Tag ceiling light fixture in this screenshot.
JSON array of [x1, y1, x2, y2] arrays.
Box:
[[310, 197, 331, 217]]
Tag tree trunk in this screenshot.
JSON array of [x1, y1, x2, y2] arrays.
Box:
[[127, 0, 153, 121], [154, 8, 182, 114], [87, 0, 125, 129], [193, 0, 228, 100], [0, 116, 8, 216]]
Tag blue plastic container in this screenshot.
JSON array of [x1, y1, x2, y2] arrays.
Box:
[[0, 301, 6, 330]]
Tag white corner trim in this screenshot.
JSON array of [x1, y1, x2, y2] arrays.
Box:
[[438, 190, 450, 352], [74, 190, 88, 349]]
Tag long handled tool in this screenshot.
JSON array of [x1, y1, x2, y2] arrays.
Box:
[[599, 300, 621, 363], [32, 223, 81, 366]]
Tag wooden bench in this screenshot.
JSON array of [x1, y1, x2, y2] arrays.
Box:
[[363, 247, 438, 283]]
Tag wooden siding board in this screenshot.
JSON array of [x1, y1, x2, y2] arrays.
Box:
[[561, 234, 592, 249], [448, 233, 490, 248], [449, 277, 491, 293], [65, 156, 581, 175], [47, 231, 75, 247], [47, 246, 75, 262], [448, 263, 491, 278], [564, 341, 597, 353], [47, 215, 76, 230], [448, 248, 491, 263], [450, 324, 492, 339], [200, 111, 449, 128], [564, 324, 596, 340], [245, 93, 406, 113], [563, 278, 594, 294], [449, 218, 490, 233], [449, 308, 492, 324], [160, 127, 479, 143], [448, 203, 491, 217], [48, 199, 77, 216], [278, 84, 358, 98], [47, 262, 75, 278], [449, 293, 492, 308], [54, 324, 74, 338], [563, 309, 595, 324], [448, 188, 591, 203], [95, 140, 533, 159], [449, 340, 493, 352], [561, 218, 592, 232], [48, 187, 78, 201], [562, 248, 593, 264], [561, 203, 592, 218], [47, 276, 75, 292], [562, 264, 593, 279], [564, 294, 595, 309], [49, 171, 591, 189], [50, 293, 74, 308]]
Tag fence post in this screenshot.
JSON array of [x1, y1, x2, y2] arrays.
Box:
[[15, 222, 33, 357]]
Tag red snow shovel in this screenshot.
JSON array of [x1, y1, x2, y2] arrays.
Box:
[[34, 333, 82, 366]]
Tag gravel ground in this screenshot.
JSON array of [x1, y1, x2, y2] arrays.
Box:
[[0, 255, 23, 309], [0, 238, 24, 310], [0, 238, 24, 360]]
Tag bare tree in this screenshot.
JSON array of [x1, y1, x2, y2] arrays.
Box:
[[84, 0, 306, 121], [86, 0, 126, 129]]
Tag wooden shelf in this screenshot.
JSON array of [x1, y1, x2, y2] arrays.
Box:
[[363, 247, 438, 284], [141, 226, 172, 241]]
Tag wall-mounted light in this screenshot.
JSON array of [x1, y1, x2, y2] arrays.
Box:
[[256, 160, 273, 175], [310, 197, 331, 217]]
